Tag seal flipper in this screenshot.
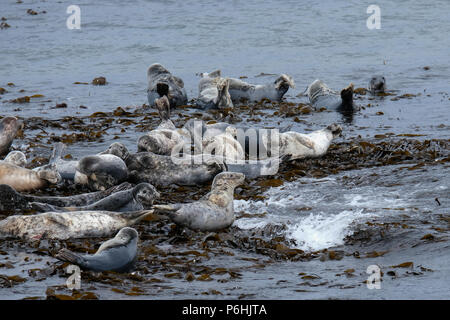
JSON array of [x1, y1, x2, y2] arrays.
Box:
[[152, 204, 182, 219], [56, 248, 88, 268], [293, 135, 315, 150], [31, 202, 65, 213], [215, 78, 232, 109], [155, 95, 171, 121], [340, 83, 354, 110]]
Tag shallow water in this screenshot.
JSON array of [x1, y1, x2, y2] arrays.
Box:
[[0, 0, 449, 299]]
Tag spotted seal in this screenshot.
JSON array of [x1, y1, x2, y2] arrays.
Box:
[[0, 209, 152, 241], [1, 151, 27, 167], [197, 70, 233, 110], [31, 183, 159, 213], [228, 74, 295, 102], [55, 227, 139, 272], [202, 126, 245, 162], [369, 75, 386, 93], [0, 117, 23, 156], [306, 80, 355, 111], [153, 172, 245, 231], [147, 63, 187, 108]]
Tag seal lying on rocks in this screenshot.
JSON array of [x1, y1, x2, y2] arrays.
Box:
[[31, 183, 159, 212], [197, 70, 233, 110], [153, 172, 245, 231], [0, 117, 23, 156], [0, 182, 133, 211], [306, 80, 355, 111], [1, 151, 27, 167], [368, 75, 386, 93], [228, 74, 295, 102], [0, 209, 152, 241], [202, 126, 245, 162], [147, 63, 187, 108], [0, 162, 60, 192], [55, 227, 139, 272]]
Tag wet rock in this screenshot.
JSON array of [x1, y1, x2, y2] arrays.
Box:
[[92, 77, 107, 86]]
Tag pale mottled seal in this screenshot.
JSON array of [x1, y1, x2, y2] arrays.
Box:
[[137, 96, 190, 155], [2, 151, 27, 167], [153, 172, 245, 231], [0, 182, 133, 212], [306, 80, 355, 111], [228, 74, 295, 102], [56, 227, 139, 272], [0, 209, 152, 241], [197, 71, 233, 110], [369, 75, 386, 93], [31, 183, 159, 212], [202, 126, 244, 162], [264, 124, 342, 161], [147, 63, 187, 108], [0, 117, 23, 156], [74, 154, 128, 191], [0, 163, 60, 192]]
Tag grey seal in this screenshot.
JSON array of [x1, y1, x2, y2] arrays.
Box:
[[369, 75, 386, 93], [31, 182, 159, 213], [197, 70, 233, 110], [55, 227, 139, 272], [153, 172, 245, 231], [0, 209, 152, 241], [202, 126, 245, 162], [137, 96, 190, 155], [74, 154, 128, 191], [1, 151, 27, 167], [228, 74, 295, 102], [306, 80, 355, 111], [0, 182, 133, 212], [147, 63, 187, 108], [0, 117, 23, 156], [0, 162, 60, 192]]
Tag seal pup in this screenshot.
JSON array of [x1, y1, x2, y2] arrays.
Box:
[[0, 209, 152, 241], [202, 126, 245, 162], [1, 151, 27, 167], [306, 80, 355, 111], [137, 96, 190, 155], [147, 63, 188, 108], [0, 182, 133, 211], [0, 163, 60, 192], [153, 172, 245, 231], [74, 154, 128, 191], [228, 74, 295, 102], [55, 227, 139, 272], [264, 124, 342, 161], [31, 183, 159, 213], [197, 70, 233, 110], [0, 117, 23, 156], [368, 75, 386, 93]]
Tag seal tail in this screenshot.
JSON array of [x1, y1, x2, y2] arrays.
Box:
[[340, 83, 354, 108], [155, 95, 171, 121], [216, 78, 231, 105], [56, 248, 86, 267], [30, 202, 68, 212]]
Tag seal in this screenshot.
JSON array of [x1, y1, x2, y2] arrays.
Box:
[[228, 74, 295, 102], [2, 151, 27, 167], [0, 117, 23, 156], [153, 172, 245, 231], [0, 163, 60, 192], [197, 70, 233, 110], [263, 124, 342, 161], [183, 119, 230, 151], [306, 80, 355, 111], [0, 182, 133, 212], [202, 126, 245, 162], [147, 63, 188, 108], [55, 227, 139, 272], [137, 96, 190, 155], [74, 154, 128, 191], [369, 75, 386, 93], [0, 209, 152, 241], [31, 182, 159, 213]]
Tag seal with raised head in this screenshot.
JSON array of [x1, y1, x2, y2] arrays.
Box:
[[147, 63, 188, 108], [32, 182, 159, 213], [74, 154, 128, 191], [228, 74, 295, 102], [55, 227, 139, 272], [368, 75, 386, 93], [153, 171, 245, 231], [263, 124, 342, 161], [306, 80, 355, 111], [1, 151, 27, 167], [137, 96, 190, 155], [0, 117, 23, 156], [197, 70, 233, 110], [0, 209, 152, 241], [0, 182, 133, 212]]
